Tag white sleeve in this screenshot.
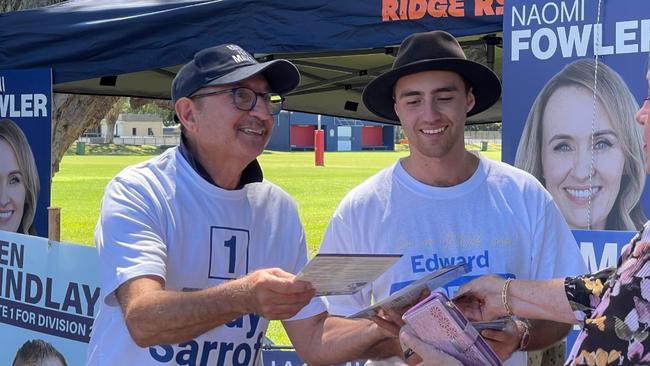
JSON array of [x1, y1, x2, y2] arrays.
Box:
[[530, 199, 588, 280], [95, 176, 167, 307], [318, 207, 373, 316]]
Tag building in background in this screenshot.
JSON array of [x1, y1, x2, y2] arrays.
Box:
[[268, 111, 395, 152], [79, 113, 179, 146], [113, 113, 163, 138], [80, 111, 397, 150]]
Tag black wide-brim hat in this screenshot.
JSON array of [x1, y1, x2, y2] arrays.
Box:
[[362, 30, 501, 122]]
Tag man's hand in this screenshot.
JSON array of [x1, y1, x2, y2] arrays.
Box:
[[399, 325, 462, 366], [479, 318, 520, 362], [242, 268, 315, 320], [371, 288, 430, 337], [372, 308, 405, 337]]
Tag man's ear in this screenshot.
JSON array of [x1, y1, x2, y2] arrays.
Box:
[[393, 94, 401, 119], [466, 87, 476, 114], [175, 98, 197, 132]]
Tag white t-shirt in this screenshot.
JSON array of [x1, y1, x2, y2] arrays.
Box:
[[87, 147, 325, 366], [320, 156, 588, 366]]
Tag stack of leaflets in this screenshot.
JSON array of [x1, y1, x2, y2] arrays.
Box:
[[347, 263, 469, 319], [295, 253, 402, 296]]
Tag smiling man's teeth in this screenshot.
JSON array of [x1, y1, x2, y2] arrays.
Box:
[[421, 126, 446, 135], [241, 128, 263, 135], [566, 187, 599, 199]]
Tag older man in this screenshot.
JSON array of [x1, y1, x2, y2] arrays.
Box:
[[87, 43, 393, 365]]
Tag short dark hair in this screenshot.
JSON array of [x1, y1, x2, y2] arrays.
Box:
[[12, 339, 67, 366]]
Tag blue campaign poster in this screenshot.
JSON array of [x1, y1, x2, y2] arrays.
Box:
[[0, 69, 52, 238], [0, 231, 100, 365], [502, 0, 650, 355], [503, 0, 650, 232]]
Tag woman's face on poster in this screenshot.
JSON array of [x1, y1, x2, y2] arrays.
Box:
[[0, 138, 26, 232], [541, 85, 625, 230]]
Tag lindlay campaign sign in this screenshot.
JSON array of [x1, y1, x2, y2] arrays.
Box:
[[0, 231, 100, 365], [0, 69, 52, 238]]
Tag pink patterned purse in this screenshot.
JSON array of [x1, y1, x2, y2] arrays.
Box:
[[402, 292, 502, 366]]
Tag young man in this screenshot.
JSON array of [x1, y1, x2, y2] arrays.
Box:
[[319, 30, 587, 365], [87, 43, 394, 365]]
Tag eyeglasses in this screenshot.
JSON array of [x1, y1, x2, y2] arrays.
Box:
[[189, 87, 284, 115]]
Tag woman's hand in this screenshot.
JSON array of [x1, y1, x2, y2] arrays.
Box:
[[453, 274, 509, 321]]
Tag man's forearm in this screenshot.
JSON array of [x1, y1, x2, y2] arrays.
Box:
[[362, 337, 403, 360], [121, 276, 252, 347], [286, 314, 398, 365], [120, 268, 314, 347], [320, 317, 400, 361]]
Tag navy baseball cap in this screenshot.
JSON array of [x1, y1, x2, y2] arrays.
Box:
[[172, 44, 300, 106]]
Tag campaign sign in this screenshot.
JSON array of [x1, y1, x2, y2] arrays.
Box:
[[503, 0, 650, 231], [503, 0, 650, 355], [0, 231, 100, 365], [0, 69, 52, 238]]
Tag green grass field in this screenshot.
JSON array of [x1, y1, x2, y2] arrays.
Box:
[[51, 146, 501, 345]]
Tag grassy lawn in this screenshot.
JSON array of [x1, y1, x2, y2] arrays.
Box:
[[51, 146, 501, 345]]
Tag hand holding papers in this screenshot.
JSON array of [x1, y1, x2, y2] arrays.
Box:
[[347, 263, 469, 319], [295, 253, 401, 296]]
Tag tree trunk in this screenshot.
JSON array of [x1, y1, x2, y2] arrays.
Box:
[[51, 94, 120, 172], [103, 98, 126, 144]]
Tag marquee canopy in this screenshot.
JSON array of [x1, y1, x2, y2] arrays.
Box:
[[0, 0, 504, 124]]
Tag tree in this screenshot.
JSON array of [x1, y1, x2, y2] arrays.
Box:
[[129, 98, 175, 126], [3, 0, 122, 176], [4, 0, 177, 176], [52, 94, 120, 170]]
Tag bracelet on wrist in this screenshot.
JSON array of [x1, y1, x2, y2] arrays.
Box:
[[501, 278, 514, 317]]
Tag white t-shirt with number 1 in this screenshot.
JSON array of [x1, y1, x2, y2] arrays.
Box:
[[87, 147, 325, 366]]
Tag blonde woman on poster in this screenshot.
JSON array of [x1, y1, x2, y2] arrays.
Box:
[[515, 59, 646, 231], [0, 118, 40, 235]]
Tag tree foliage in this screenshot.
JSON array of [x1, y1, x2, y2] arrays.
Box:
[[3, 0, 177, 176], [3, 0, 119, 176]]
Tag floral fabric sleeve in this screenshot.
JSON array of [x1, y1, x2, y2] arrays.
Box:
[[564, 224, 650, 365], [564, 267, 615, 322]]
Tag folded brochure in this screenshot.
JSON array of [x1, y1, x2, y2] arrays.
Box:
[[295, 253, 402, 296], [347, 263, 469, 319]]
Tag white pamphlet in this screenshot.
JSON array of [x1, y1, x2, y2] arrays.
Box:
[[347, 263, 469, 319], [295, 253, 402, 296]]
